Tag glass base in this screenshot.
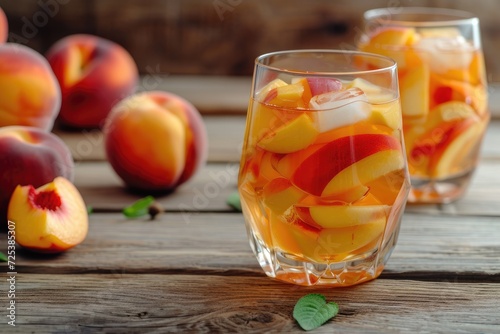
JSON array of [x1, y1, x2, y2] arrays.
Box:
[[248, 227, 399, 287], [407, 169, 474, 204]]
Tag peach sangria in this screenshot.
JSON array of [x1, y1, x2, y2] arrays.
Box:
[[360, 8, 489, 203], [238, 50, 410, 286]]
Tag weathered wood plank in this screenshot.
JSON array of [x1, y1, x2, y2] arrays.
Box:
[[2, 212, 499, 276], [6, 274, 500, 333], [74, 157, 500, 216], [54, 114, 247, 162]]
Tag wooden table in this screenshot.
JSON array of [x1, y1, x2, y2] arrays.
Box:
[[2, 79, 500, 333]]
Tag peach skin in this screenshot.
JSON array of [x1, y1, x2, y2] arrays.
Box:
[[0, 126, 74, 223], [46, 34, 138, 128], [0, 6, 7, 43], [0, 43, 61, 130], [103, 91, 208, 192]]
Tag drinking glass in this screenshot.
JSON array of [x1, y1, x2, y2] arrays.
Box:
[[238, 50, 410, 286], [360, 7, 489, 203]]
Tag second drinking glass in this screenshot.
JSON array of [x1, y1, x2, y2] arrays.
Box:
[[360, 7, 489, 203]]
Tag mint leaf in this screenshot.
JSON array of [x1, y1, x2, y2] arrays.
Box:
[[293, 293, 339, 331], [123, 196, 155, 218], [87, 206, 93, 214], [226, 192, 242, 212], [0, 252, 7, 262]]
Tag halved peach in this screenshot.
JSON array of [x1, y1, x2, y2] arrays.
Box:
[[257, 113, 318, 153], [7, 177, 88, 253]]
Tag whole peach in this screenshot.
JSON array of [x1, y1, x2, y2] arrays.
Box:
[[103, 91, 208, 192], [0, 7, 7, 43], [46, 34, 138, 129], [0, 43, 61, 130], [0, 126, 74, 222]]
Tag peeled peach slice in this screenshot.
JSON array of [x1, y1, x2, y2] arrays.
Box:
[[308, 204, 390, 229], [346, 78, 396, 104], [399, 64, 430, 118], [262, 178, 306, 215], [7, 177, 88, 253], [257, 113, 318, 153], [316, 217, 386, 256], [359, 27, 419, 67], [255, 78, 287, 101]]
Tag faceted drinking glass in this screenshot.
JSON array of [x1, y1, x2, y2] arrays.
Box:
[[360, 7, 489, 203], [238, 50, 410, 286]]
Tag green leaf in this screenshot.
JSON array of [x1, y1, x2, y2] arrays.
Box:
[[123, 196, 155, 218], [226, 192, 242, 212], [87, 206, 93, 214], [0, 252, 7, 262], [293, 293, 339, 331]]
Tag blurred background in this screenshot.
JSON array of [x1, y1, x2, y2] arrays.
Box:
[[2, 0, 500, 80]]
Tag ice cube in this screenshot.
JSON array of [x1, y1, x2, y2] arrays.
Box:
[[414, 35, 474, 72], [309, 87, 371, 133]]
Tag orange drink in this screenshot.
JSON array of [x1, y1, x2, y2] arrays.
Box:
[[238, 50, 410, 286], [361, 8, 489, 203]]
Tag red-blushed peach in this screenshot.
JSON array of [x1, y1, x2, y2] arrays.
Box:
[[103, 91, 208, 192], [0, 7, 7, 44], [0, 43, 61, 130], [0, 125, 74, 223], [8, 177, 88, 253], [46, 34, 138, 128]]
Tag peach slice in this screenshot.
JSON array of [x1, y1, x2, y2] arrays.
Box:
[[346, 78, 396, 104], [322, 149, 405, 197], [262, 178, 306, 215], [289, 215, 386, 262], [359, 27, 419, 67], [308, 204, 390, 228], [255, 78, 287, 102], [309, 87, 371, 133], [316, 217, 386, 256], [269, 212, 302, 255], [257, 113, 318, 153], [428, 117, 486, 178], [264, 82, 309, 108], [289, 133, 403, 197], [399, 64, 430, 118], [7, 177, 88, 253], [369, 100, 403, 130]]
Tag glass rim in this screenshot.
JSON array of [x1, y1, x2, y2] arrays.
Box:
[[364, 7, 479, 27], [255, 49, 397, 76]]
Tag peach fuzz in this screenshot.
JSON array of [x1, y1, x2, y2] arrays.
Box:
[[46, 34, 138, 128], [103, 91, 208, 192], [8, 177, 88, 253], [0, 43, 61, 130], [0, 6, 7, 43], [0, 126, 74, 223]]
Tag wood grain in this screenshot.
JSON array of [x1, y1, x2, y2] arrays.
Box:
[[7, 274, 500, 333], [2, 212, 499, 277]]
